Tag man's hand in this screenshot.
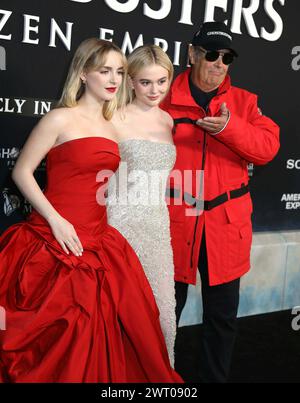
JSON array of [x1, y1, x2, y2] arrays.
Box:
[[196, 102, 230, 134]]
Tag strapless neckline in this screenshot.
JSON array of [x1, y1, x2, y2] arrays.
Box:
[[49, 136, 118, 154], [118, 138, 175, 147]]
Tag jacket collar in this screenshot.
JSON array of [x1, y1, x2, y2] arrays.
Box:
[[170, 68, 231, 107]]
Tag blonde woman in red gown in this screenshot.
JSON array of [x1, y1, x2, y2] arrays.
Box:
[[0, 38, 182, 383]]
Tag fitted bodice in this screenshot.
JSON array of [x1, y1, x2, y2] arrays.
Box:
[[118, 139, 175, 171], [107, 139, 176, 211], [28, 137, 120, 233]]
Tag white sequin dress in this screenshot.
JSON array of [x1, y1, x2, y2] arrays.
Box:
[[106, 139, 177, 366]]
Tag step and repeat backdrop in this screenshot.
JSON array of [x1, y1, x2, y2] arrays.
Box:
[[0, 0, 299, 233]]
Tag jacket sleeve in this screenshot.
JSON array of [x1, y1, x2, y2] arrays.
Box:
[[215, 94, 280, 165]]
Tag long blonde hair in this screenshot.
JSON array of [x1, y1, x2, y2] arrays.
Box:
[[57, 38, 127, 120], [126, 44, 174, 104]]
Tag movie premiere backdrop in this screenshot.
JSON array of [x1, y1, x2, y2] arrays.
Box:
[[0, 0, 299, 233]]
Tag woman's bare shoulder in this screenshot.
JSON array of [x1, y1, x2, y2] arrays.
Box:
[[41, 107, 73, 124]]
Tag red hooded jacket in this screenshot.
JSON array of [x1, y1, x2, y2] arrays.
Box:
[[161, 69, 280, 285]]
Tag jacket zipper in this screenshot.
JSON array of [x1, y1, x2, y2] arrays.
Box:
[[189, 105, 209, 268], [189, 89, 228, 268]]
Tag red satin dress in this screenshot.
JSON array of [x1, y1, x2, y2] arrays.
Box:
[[0, 137, 182, 383]]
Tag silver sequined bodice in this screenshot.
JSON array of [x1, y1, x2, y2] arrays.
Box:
[[106, 139, 177, 366]]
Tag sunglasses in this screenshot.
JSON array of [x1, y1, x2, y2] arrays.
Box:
[[198, 48, 234, 65]]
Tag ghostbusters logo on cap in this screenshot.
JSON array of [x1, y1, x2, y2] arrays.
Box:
[[207, 31, 232, 40]]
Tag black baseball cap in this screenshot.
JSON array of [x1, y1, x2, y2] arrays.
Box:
[[192, 21, 238, 57]]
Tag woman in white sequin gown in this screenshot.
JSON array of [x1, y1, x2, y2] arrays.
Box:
[[107, 45, 176, 366]]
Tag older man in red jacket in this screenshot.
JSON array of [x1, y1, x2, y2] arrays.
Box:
[[161, 21, 280, 382]]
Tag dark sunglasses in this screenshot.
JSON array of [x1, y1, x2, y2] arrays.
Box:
[[198, 48, 234, 65]]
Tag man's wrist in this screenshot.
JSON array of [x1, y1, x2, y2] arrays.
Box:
[[211, 110, 231, 135]]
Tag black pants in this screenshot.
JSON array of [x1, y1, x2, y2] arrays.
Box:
[[175, 232, 240, 383]]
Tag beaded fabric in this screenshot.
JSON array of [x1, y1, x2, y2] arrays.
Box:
[[107, 139, 177, 366]]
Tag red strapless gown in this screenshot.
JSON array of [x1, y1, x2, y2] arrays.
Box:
[[0, 137, 182, 383]]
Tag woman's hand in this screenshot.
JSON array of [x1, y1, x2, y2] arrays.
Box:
[[48, 215, 83, 256]]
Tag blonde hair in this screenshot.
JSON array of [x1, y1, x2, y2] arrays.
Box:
[[57, 38, 127, 120], [126, 44, 174, 104]]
